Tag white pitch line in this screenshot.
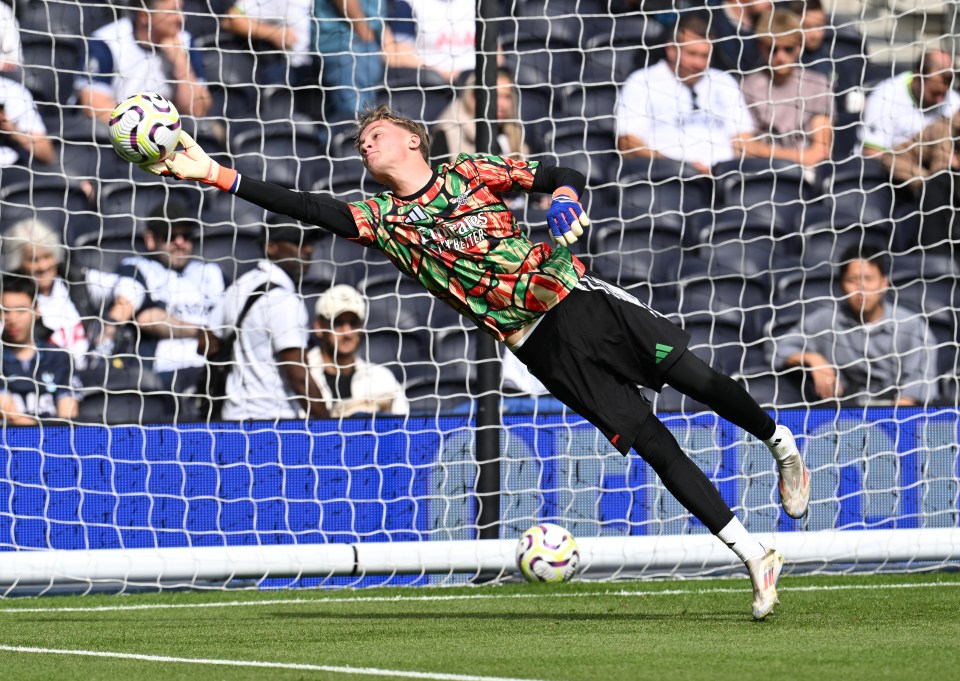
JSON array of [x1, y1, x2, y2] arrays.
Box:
[[0, 645, 551, 681], [0, 580, 957, 615]]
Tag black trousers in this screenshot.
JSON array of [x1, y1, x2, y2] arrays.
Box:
[[513, 274, 777, 533]]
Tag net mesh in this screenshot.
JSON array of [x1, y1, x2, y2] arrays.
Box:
[[0, 0, 957, 590]]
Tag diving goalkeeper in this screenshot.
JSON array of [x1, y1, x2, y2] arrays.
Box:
[[149, 105, 809, 620]]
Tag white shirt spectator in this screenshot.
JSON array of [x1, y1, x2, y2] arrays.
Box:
[[0, 3, 22, 70], [391, 0, 475, 77], [307, 349, 409, 416], [75, 17, 203, 103], [113, 255, 225, 374], [39, 278, 90, 371], [228, 0, 313, 68], [212, 260, 309, 421], [616, 60, 751, 167], [859, 70, 960, 152], [0, 78, 47, 167]]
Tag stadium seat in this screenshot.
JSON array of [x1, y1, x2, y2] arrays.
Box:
[[542, 119, 618, 186], [616, 157, 713, 244], [823, 156, 898, 226], [774, 265, 835, 307], [715, 158, 810, 232], [312, 155, 384, 203], [379, 70, 454, 124], [98, 180, 199, 218], [680, 309, 764, 376], [17, 34, 82, 110], [676, 257, 772, 334], [581, 14, 663, 83], [799, 220, 894, 269], [66, 216, 145, 279], [0, 175, 90, 235], [733, 367, 806, 409], [362, 328, 432, 384], [194, 227, 263, 286], [362, 273, 431, 332], [590, 221, 683, 296], [886, 252, 960, 314], [231, 127, 324, 189], [405, 376, 474, 414]]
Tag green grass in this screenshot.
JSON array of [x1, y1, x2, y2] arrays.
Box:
[[0, 571, 958, 680]]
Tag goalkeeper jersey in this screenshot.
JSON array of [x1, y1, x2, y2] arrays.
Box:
[[346, 153, 586, 341]]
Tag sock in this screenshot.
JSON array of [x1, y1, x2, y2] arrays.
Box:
[[717, 517, 765, 563], [763, 424, 792, 463]]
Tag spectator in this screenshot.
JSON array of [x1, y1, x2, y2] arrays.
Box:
[[859, 49, 960, 251], [100, 202, 225, 394], [0, 1, 22, 71], [312, 0, 386, 121], [431, 68, 528, 164], [204, 219, 328, 421], [221, 0, 314, 85], [382, 0, 475, 86], [616, 10, 753, 175], [707, 0, 774, 72], [76, 0, 211, 126], [784, 0, 863, 103], [0, 76, 55, 167], [737, 9, 834, 168], [307, 284, 408, 416], [775, 244, 939, 407], [0, 274, 80, 425], [1, 218, 91, 370]]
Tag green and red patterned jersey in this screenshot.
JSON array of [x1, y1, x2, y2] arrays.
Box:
[[345, 153, 586, 341]]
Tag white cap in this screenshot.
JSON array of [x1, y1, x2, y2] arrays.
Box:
[[315, 284, 367, 323]]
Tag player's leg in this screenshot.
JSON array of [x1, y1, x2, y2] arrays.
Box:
[[633, 413, 784, 620], [662, 350, 810, 519]]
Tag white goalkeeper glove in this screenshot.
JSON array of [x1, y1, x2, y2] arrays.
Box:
[[141, 131, 239, 193], [546, 185, 590, 248]]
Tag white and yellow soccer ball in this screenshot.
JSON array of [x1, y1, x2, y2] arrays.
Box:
[[108, 92, 181, 166], [516, 522, 580, 583]]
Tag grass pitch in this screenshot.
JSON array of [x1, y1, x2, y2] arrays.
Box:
[[0, 571, 957, 681]]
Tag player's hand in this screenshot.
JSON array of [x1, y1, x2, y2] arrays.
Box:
[[811, 365, 842, 400], [143, 131, 239, 192], [546, 186, 590, 248]]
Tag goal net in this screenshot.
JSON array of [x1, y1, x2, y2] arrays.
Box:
[[0, 0, 957, 592]]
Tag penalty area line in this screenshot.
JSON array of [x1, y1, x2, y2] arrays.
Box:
[[0, 580, 958, 614], [0, 644, 552, 681]]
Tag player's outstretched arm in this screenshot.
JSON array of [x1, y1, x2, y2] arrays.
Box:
[[144, 132, 361, 239]]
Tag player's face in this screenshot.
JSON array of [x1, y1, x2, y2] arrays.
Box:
[[841, 259, 887, 320], [21, 246, 58, 296], [669, 30, 711, 84], [0, 291, 36, 346], [358, 120, 420, 179], [316, 313, 363, 358]]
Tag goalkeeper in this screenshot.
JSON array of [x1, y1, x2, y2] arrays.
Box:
[[150, 105, 808, 620]]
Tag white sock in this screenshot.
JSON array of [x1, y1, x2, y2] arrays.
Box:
[[763, 424, 792, 463], [717, 517, 765, 563]]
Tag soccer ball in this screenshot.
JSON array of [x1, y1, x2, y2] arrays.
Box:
[[108, 92, 181, 165], [516, 522, 580, 583]]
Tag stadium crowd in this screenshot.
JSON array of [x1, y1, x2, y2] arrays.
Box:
[[0, 0, 956, 423]]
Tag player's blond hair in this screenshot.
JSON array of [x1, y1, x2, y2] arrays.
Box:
[[354, 105, 431, 163]]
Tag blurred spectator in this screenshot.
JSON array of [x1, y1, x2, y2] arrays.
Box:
[[616, 10, 752, 175], [206, 220, 328, 421], [0, 76, 55, 167], [859, 49, 960, 250], [431, 69, 528, 164], [312, 0, 386, 120], [1, 218, 91, 370], [383, 0, 475, 86], [100, 202, 224, 394], [222, 0, 314, 85], [0, 1, 22, 70], [784, 0, 863, 102], [307, 284, 408, 416], [75, 0, 211, 126], [737, 9, 834, 168], [775, 244, 939, 406], [0, 274, 80, 424], [707, 0, 774, 72]]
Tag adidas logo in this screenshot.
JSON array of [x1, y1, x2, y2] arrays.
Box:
[[654, 343, 673, 364]]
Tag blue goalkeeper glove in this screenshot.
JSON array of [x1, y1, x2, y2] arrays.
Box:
[[546, 186, 590, 248]]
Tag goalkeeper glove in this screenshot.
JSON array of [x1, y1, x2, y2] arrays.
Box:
[[546, 185, 590, 248], [141, 131, 239, 193]]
